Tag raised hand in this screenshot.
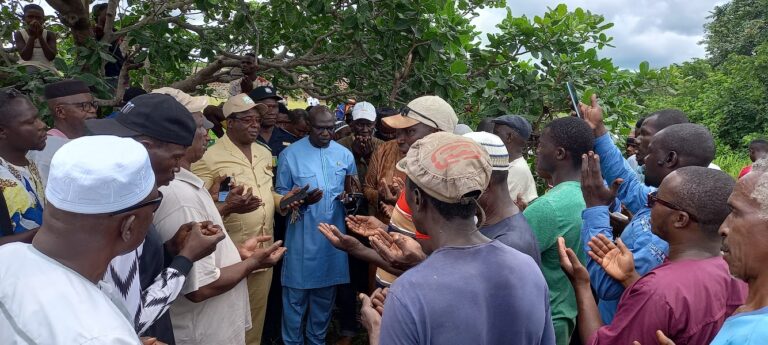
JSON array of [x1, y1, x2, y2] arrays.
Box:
[[370, 232, 426, 270], [371, 287, 388, 316], [346, 215, 387, 237], [318, 223, 363, 253], [578, 93, 607, 136], [580, 152, 623, 208], [223, 184, 263, 216], [279, 186, 307, 212], [359, 292, 382, 336], [587, 234, 640, 287], [557, 237, 591, 286], [380, 202, 394, 218], [238, 235, 271, 259], [179, 221, 226, 262], [240, 75, 254, 93], [207, 175, 229, 201], [378, 178, 400, 205], [243, 239, 286, 270], [305, 188, 323, 205]]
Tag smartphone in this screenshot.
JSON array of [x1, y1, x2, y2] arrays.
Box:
[[566, 81, 582, 118], [280, 184, 311, 210], [218, 176, 231, 202]]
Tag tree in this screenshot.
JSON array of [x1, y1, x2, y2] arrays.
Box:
[[703, 0, 768, 66], [1, 0, 657, 137]]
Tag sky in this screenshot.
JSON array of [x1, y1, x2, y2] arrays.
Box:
[[471, 0, 726, 69]]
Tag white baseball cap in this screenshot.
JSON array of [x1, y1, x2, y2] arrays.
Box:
[[46, 136, 156, 214], [351, 101, 376, 122]]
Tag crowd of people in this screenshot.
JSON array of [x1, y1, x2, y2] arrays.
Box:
[[2, 4, 768, 345]]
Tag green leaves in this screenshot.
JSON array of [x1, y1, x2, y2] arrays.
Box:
[[450, 60, 468, 74]]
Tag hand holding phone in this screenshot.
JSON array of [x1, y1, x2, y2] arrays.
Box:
[[566, 82, 582, 118], [217, 176, 232, 202], [280, 185, 310, 210]]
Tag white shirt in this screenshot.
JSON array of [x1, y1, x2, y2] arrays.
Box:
[[27, 135, 69, 186], [0, 243, 140, 345], [153, 168, 250, 345], [507, 157, 538, 203]]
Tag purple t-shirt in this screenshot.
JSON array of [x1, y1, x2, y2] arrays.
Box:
[[379, 240, 555, 345], [589, 256, 747, 345], [480, 213, 542, 267]]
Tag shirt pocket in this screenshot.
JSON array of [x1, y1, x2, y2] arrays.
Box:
[[296, 174, 319, 191], [332, 168, 347, 196]]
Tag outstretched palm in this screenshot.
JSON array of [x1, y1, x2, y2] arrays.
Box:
[[346, 215, 387, 237], [587, 234, 636, 284]]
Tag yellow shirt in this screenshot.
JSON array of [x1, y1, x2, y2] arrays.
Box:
[[191, 134, 282, 246]]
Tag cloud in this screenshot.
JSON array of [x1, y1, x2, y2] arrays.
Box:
[[472, 0, 725, 69]]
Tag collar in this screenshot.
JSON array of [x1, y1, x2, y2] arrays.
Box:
[[174, 168, 204, 189], [47, 128, 69, 139]]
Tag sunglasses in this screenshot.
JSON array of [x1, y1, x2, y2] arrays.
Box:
[[60, 101, 98, 112], [647, 191, 699, 223], [400, 106, 439, 129], [109, 191, 164, 216]]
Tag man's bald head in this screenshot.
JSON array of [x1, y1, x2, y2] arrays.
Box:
[[665, 167, 735, 236], [644, 123, 715, 187]]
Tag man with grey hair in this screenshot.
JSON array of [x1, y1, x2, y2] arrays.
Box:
[[493, 115, 538, 203]]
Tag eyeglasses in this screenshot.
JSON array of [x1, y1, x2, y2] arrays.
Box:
[[109, 191, 164, 216], [400, 106, 439, 129], [231, 115, 261, 125], [60, 101, 98, 112], [647, 191, 699, 223]]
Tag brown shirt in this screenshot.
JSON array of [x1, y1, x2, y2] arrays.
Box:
[[337, 135, 384, 183], [363, 140, 406, 223]]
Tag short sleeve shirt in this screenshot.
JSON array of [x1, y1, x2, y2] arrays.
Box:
[[379, 241, 555, 345], [0, 158, 44, 235], [154, 168, 250, 345], [480, 213, 542, 267]]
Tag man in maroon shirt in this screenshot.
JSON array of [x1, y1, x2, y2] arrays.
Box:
[[559, 163, 747, 345]]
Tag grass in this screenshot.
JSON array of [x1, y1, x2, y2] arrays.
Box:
[[714, 145, 751, 178]]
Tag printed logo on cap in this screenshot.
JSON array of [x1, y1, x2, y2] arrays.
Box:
[[121, 101, 135, 114], [242, 96, 255, 104], [430, 142, 483, 170], [265, 87, 272, 93]]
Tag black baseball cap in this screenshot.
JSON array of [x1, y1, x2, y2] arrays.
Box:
[[86, 93, 196, 147], [248, 86, 283, 102]]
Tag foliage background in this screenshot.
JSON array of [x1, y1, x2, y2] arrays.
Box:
[[0, 0, 764, 177]]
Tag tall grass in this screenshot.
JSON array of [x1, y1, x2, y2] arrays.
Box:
[[714, 144, 751, 179]]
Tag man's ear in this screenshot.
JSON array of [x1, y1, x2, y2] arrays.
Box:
[[665, 151, 679, 168], [555, 147, 567, 161], [119, 214, 137, 243], [52, 104, 66, 120], [673, 211, 691, 229]]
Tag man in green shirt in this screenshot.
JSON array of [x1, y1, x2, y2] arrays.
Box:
[[523, 116, 594, 345]]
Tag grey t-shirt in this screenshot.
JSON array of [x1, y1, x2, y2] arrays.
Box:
[[379, 241, 555, 345], [480, 213, 542, 267]]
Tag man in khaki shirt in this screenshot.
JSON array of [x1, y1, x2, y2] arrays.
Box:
[[191, 93, 284, 344]]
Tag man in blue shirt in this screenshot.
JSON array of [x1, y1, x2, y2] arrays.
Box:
[[276, 105, 357, 345], [578, 95, 713, 322]]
